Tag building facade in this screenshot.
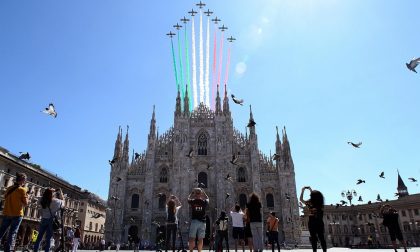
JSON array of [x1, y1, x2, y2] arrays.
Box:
[[79, 191, 107, 246], [302, 174, 420, 247], [105, 87, 301, 245], [0, 146, 106, 248]]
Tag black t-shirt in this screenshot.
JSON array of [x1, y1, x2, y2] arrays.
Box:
[[188, 198, 208, 222], [246, 202, 262, 222]]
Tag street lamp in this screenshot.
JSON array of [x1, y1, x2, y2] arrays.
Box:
[[341, 190, 357, 205]]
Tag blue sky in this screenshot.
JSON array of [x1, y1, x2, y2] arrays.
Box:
[[1, 0, 419, 206]]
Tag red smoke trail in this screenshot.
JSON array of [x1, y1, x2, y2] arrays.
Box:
[[224, 46, 231, 90], [211, 29, 217, 110], [217, 32, 224, 93]]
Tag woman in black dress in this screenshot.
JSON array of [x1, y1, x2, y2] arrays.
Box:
[[299, 186, 326, 252], [380, 204, 407, 252]]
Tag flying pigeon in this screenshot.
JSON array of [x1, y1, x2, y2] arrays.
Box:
[[225, 174, 233, 182], [129, 217, 135, 223], [42, 103, 57, 118], [186, 148, 194, 158], [272, 153, 281, 161], [340, 200, 347, 206], [395, 192, 401, 197], [247, 118, 256, 128], [111, 196, 120, 201], [358, 196, 363, 202], [18, 152, 31, 160], [198, 182, 206, 187], [347, 142, 362, 148], [285, 193, 291, 200], [356, 179, 366, 185], [115, 176, 122, 182], [406, 57, 420, 73], [229, 155, 238, 165], [206, 164, 211, 170], [367, 200, 372, 204], [109, 158, 117, 165], [231, 94, 244, 106], [134, 152, 140, 160], [408, 177, 417, 182], [376, 194, 382, 202], [151, 221, 160, 227], [379, 172, 385, 179], [225, 193, 230, 199]]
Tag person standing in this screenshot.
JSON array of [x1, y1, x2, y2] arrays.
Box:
[[246, 193, 263, 252], [72, 227, 81, 252], [187, 188, 209, 252], [0, 172, 29, 252], [230, 204, 245, 252], [33, 188, 64, 252], [243, 208, 253, 252], [166, 195, 182, 252], [266, 212, 280, 252], [381, 204, 408, 252], [215, 211, 229, 252], [299, 186, 326, 252]]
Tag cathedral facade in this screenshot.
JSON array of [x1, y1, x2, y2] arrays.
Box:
[[105, 87, 301, 245]]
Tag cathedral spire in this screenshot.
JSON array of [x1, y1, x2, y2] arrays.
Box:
[[184, 84, 190, 116], [248, 105, 256, 138], [175, 87, 181, 117], [122, 125, 130, 164], [148, 105, 156, 140], [113, 126, 122, 160], [215, 85, 222, 115], [276, 126, 282, 154], [223, 83, 230, 115], [397, 170, 409, 198]]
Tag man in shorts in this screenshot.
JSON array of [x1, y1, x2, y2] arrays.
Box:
[[230, 204, 245, 252], [188, 188, 209, 252]]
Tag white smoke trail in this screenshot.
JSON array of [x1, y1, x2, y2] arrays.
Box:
[[191, 16, 198, 108], [199, 10, 204, 104], [205, 18, 210, 107]]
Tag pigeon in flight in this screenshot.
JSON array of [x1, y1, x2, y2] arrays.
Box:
[[247, 118, 256, 128], [111, 196, 120, 201], [91, 213, 104, 219], [379, 172, 385, 179], [406, 57, 420, 73], [134, 152, 140, 160], [230, 155, 238, 165], [42, 103, 57, 118], [347, 142, 362, 148], [376, 194, 382, 202], [225, 174, 233, 182], [358, 196, 363, 202], [272, 153, 281, 161], [356, 179, 366, 185], [186, 148, 194, 158], [115, 177, 122, 182], [225, 193, 230, 199], [408, 177, 417, 182], [231, 94, 244, 106], [109, 158, 117, 165], [129, 217, 135, 223], [151, 221, 160, 227], [206, 164, 211, 170], [285, 193, 291, 200], [340, 200, 347, 206], [18, 152, 31, 160], [394, 192, 401, 197]]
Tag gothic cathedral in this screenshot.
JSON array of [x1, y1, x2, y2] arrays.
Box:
[[105, 87, 301, 245]]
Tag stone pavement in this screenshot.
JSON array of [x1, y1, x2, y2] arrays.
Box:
[[44, 248, 420, 252]]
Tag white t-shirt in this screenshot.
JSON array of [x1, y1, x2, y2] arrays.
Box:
[[39, 198, 63, 219], [230, 211, 245, 228]]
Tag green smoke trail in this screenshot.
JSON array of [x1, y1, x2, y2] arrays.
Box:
[[177, 32, 185, 106], [170, 39, 179, 92], [185, 26, 192, 111]]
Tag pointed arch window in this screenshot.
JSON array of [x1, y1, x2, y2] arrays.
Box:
[[239, 194, 247, 209], [160, 167, 168, 183], [266, 193, 274, 208], [159, 195, 166, 210], [131, 194, 139, 209], [198, 172, 208, 188], [198, 133, 208, 155], [237, 167, 246, 182]]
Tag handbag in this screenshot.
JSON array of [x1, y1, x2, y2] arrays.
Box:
[[48, 205, 61, 231]]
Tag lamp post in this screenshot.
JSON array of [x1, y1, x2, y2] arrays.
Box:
[[341, 190, 357, 205]]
